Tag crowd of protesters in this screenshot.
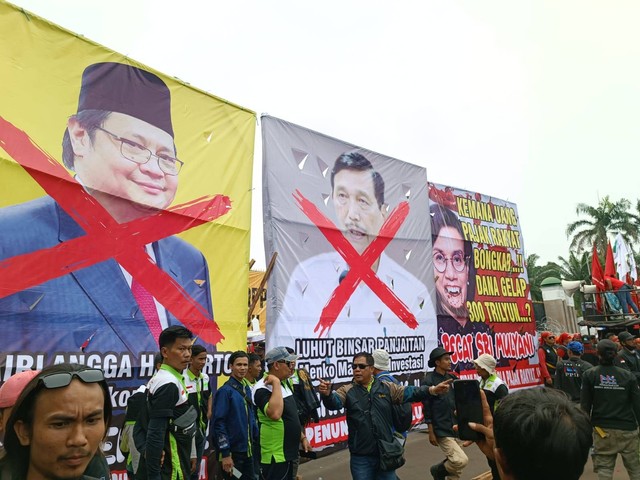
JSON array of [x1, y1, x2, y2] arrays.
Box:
[[3, 327, 640, 480], [0, 328, 326, 480], [536, 328, 640, 480]]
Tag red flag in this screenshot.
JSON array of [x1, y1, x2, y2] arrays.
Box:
[[592, 243, 605, 312], [605, 241, 615, 278]]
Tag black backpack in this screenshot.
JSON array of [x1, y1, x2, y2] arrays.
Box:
[[378, 374, 412, 433], [292, 368, 321, 426]]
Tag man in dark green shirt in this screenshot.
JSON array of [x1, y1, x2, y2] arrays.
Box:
[[581, 339, 640, 479]]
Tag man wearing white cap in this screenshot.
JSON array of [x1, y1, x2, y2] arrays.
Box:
[[474, 353, 508, 480], [372, 349, 395, 381], [474, 354, 508, 412], [373, 349, 412, 441]]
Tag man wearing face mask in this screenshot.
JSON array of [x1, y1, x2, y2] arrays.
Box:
[[616, 331, 640, 381]]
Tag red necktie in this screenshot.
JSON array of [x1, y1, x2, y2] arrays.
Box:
[[131, 279, 163, 343]]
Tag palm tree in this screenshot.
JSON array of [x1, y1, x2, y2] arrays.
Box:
[[526, 253, 561, 302], [556, 251, 591, 312], [566, 196, 638, 257], [557, 251, 591, 283]]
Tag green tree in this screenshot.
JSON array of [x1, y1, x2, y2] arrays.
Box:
[[557, 251, 591, 283], [556, 251, 591, 313], [566, 196, 638, 257], [526, 253, 561, 302]]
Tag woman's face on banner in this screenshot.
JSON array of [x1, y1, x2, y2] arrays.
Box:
[[433, 226, 469, 317]]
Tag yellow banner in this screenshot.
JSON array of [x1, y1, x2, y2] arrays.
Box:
[[249, 270, 268, 333], [0, 2, 254, 390]]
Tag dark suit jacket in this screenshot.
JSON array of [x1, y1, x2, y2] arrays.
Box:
[[617, 347, 640, 382], [0, 196, 214, 357]]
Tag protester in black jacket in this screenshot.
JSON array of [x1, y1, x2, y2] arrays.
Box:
[[319, 352, 451, 480], [423, 348, 467, 480], [581, 339, 640, 479], [555, 341, 593, 402], [581, 335, 599, 366], [616, 331, 640, 381]]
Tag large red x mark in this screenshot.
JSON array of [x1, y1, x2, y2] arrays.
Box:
[[293, 190, 419, 337], [0, 116, 227, 344]]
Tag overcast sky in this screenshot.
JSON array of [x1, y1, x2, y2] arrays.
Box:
[[9, 0, 640, 271]]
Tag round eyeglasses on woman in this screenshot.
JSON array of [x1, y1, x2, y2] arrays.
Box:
[[95, 126, 183, 175], [433, 252, 468, 273]]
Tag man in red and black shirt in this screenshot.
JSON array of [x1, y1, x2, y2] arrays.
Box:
[[556, 332, 572, 359], [538, 332, 558, 387]]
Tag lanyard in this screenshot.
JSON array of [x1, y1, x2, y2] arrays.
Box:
[[187, 368, 203, 405], [161, 364, 188, 392]]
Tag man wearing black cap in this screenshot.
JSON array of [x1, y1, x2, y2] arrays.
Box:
[[616, 331, 640, 381], [581, 339, 640, 479], [422, 347, 467, 480], [0, 62, 215, 356]]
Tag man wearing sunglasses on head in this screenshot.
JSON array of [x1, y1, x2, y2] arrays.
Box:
[[252, 347, 311, 480], [0, 363, 111, 480], [318, 352, 452, 480]]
